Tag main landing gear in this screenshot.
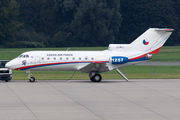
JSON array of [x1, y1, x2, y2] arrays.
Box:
[[26, 71, 36, 82], [89, 69, 129, 82], [89, 72, 102, 82]]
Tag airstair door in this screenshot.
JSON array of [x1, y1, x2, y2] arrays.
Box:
[[35, 56, 41, 66]]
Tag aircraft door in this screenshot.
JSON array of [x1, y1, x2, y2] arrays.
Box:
[[35, 56, 41, 66]]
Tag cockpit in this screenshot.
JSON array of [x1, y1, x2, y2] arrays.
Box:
[[19, 54, 29, 58]]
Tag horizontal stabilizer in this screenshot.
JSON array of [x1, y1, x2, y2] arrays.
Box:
[[155, 28, 174, 32]]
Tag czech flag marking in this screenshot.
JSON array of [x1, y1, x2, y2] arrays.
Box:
[[143, 39, 149, 45]]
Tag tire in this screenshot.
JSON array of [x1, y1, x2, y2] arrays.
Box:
[[5, 80, 10, 82], [92, 74, 102, 82], [29, 77, 35, 82], [90, 77, 95, 82]]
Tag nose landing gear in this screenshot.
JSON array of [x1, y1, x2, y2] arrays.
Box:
[[26, 71, 36, 82], [29, 77, 35, 82]]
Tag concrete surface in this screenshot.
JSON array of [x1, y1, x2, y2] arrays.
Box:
[[137, 62, 180, 66], [0, 79, 180, 120]]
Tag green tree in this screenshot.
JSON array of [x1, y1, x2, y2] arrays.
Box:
[[50, 31, 76, 47], [15, 0, 59, 47], [172, 0, 180, 45], [118, 0, 178, 45], [54, 0, 122, 46], [16, 0, 58, 36], [0, 0, 20, 47]]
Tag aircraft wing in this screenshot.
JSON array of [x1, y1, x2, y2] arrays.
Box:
[[79, 62, 109, 73]]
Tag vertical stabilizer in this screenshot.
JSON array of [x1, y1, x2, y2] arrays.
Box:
[[130, 28, 174, 54]]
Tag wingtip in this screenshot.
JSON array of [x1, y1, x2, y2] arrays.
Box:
[[165, 29, 174, 32]]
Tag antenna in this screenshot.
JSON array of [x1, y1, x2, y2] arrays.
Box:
[[66, 48, 70, 51]]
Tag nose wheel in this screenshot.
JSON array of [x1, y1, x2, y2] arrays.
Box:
[[29, 77, 35, 82], [26, 71, 36, 82]]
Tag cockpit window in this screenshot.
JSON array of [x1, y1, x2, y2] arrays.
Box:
[[19, 54, 29, 58], [25, 55, 29, 58], [19, 55, 23, 58]]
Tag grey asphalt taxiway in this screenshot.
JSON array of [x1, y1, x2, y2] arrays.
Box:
[[1, 79, 180, 120]]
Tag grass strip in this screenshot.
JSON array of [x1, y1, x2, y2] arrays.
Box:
[[11, 65, 180, 80]]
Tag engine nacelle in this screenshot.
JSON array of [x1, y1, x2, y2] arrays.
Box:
[[110, 56, 129, 64], [145, 54, 152, 60]]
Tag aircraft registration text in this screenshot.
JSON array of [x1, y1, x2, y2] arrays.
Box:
[[110, 56, 129, 64]]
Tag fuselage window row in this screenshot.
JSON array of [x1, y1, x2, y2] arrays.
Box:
[[41, 57, 95, 61]]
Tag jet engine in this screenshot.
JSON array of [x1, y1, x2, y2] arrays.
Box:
[[109, 56, 129, 64], [145, 54, 152, 60]]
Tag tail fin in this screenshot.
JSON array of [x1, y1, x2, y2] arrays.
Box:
[[130, 28, 174, 54]]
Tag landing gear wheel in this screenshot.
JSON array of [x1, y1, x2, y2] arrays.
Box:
[[29, 77, 35, 82], [91, 74, 102, 82], [5, 80, 10, 82], [90, 77, 95, 82], [27, 71, 36, 82]]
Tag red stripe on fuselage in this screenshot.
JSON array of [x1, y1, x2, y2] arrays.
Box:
[[129, 47, 162, 61], [129, 54, 146, 61], [149, 47, 162, 54], [14, 61, 109, 70]]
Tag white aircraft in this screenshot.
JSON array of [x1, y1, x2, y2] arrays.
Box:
[[6, 28, 174, 82]]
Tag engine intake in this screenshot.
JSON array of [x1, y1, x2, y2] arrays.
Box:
[[110, 56, 129, 64], [145, 54, 152, 60]]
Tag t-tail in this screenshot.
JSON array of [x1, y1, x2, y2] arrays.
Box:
[[130, 28, 174, 54], [108, 28, 174, 82], [108, 28, 174, 54]]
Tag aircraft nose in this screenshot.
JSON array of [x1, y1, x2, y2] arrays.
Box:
[[5, 59, 19, 70], [5, 61, 11, 68], [5, 61, 14, 69]]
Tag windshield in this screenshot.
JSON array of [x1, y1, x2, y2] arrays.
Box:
[[19, 54, 29, 58], [19, 54, 23, 58], [0, 61, 9, 68]]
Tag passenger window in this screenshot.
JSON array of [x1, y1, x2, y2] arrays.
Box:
[[54, 57, 56, 60], [42, 57, 44, 60], [72, 57, 75, 60], [66, 57, 69, 60], [79, 57, 81, 60], [85, 57, 88, 60], [47, 57, 50, 60], [91, 57, 94, 60], [60, 57, 62, 60]]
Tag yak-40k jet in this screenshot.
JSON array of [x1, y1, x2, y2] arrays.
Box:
[[6, 28, 174, 82]]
